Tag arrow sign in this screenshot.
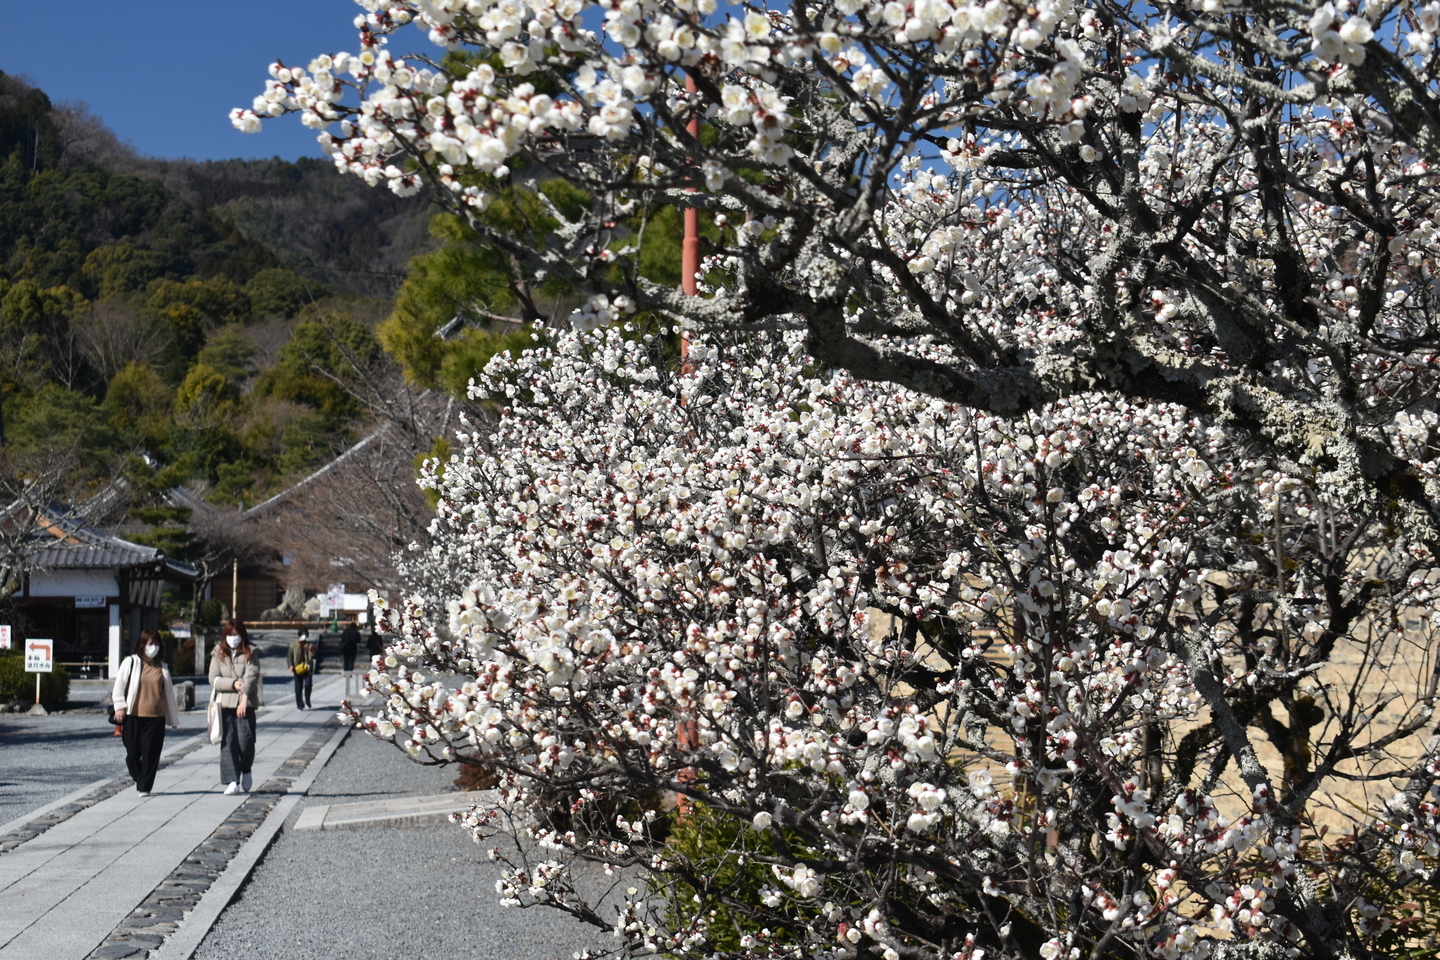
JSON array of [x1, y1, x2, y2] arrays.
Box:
[[24, 639, 53, 674]]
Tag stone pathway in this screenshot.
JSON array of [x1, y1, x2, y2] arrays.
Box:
[[0, 677, 351, 960], [85, 721, 344, 960], [0, 738, 211, 857]]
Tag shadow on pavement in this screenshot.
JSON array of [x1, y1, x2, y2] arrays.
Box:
[[0, 726, 146, 746]]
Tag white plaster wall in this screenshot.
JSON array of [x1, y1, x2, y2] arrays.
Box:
[[29, 570, 119, 598]]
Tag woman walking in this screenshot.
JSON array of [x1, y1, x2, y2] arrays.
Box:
[[111, 629, 180, 796], [209, 620, 261, 795], [287, 629, 315, 710]]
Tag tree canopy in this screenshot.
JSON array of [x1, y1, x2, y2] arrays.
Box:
[[237, 0, 1440, 531]]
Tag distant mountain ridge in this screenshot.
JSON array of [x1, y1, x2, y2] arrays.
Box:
[[0, 70, 436, 300]]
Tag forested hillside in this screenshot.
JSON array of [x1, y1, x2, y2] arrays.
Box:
[[0, 71, 436, 509], [153, 157, 434, 298]]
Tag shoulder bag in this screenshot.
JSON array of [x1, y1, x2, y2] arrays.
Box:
[[207, 659, 225, 744], [106, 656, 136, 726], [207, 694, 223, 744]]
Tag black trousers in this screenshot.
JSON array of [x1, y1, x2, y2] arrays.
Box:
[[342, 646, 357, 671], [293, 672, 312, 708], [122, 714, 166, 792]]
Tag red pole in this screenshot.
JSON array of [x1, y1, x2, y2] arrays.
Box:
[[680, 72, 700, 369], [678, 73, 701, 805], [683, 72, 701, 300]]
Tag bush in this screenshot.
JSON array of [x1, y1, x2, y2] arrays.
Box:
[[659, 804, 806, 954], [0, 652, 71, 708], [194, 598, 223, 626], [529, 779, 672, 841]]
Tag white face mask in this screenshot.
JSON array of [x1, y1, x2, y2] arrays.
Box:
[[225, 635, 242, 650], [144, 644, 160, 659]]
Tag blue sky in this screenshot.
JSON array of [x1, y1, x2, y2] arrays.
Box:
[[1, 0, 416, 162]]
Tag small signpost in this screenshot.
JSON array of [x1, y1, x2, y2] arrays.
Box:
[[326, 583, 345, 631], [0, 624, 10, 650], [24, 639, 52, 716]]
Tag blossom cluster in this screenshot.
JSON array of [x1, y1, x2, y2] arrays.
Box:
[[235, 1, 1440, 564], [228, 0, 1170, 232], [341, 324, 1440, 960]]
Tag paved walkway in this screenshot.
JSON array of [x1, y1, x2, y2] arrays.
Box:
[[0, 675, 353, 960]]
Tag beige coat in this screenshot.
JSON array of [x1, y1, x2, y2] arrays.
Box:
[[209, 648, 261, 708]]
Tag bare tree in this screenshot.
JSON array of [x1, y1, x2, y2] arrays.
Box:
[[46, 322, 89, 392], [239, 323, 455, 595], [173, 490, 272, 621], [246, 424, 436, 594], [72, 301, 173, 382], [0, 447, 125, 611], [49, 100, 139, 172]]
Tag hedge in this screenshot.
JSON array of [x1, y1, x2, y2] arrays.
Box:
[[0, 651, 71, 708]]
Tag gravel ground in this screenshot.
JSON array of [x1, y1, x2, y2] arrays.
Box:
[[193, 723, 622, 960]]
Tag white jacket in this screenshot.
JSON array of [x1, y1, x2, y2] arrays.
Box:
[[111, 655, 180, 728]]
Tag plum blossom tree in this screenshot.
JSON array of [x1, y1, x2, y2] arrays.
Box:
[[351, 324, 1437, 960], [235, 0, 1440, 956]]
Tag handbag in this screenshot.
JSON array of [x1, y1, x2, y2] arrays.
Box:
[[294, 661, 309, 676], [207, 696, 223, 744]]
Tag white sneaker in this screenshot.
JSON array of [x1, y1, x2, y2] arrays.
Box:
[[224, 781, 239, 795], [241, 772, 253, 792], [137, 790, 149, 797]]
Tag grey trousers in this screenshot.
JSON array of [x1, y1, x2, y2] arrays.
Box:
[[219, 708, 256, 785]]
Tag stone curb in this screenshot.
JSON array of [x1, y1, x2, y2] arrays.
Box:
[[293, 791, 486, 831], [0, 776, 115, 838], [83, 720, 347, 960]]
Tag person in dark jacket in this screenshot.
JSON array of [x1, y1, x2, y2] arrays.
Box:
[[340, 622, 361, 672], [287, 629, 316, 709]]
